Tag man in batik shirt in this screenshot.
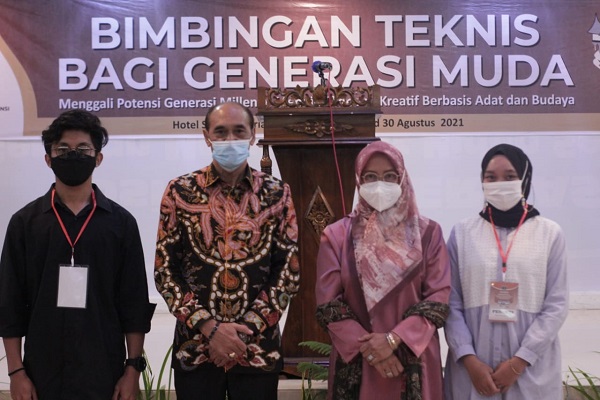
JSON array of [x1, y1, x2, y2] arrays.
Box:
[[155, 102, 300, 400]]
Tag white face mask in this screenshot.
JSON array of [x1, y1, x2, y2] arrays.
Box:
[[210, 139, 251, 172], [359, 181, 402, 212], [483, 180, 523, 211]]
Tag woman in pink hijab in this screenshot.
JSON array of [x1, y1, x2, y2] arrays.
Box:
[[315, 141, 450, 400]]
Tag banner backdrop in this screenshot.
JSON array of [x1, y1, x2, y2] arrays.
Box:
[[1, 0, 599, 135]]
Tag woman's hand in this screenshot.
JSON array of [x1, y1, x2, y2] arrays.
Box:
[[462, 355, 501, 397], [358, 333, 394, 365], [372, 354, 404, 379], [491, 357, 527, 393]]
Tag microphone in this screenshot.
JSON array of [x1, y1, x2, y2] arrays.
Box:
[[312, 61, 333, 73]]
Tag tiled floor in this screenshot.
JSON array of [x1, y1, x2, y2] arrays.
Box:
[[1, 309, 599, 394]]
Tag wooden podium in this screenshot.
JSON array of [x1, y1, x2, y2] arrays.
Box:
[[257, 85, 381, 362]]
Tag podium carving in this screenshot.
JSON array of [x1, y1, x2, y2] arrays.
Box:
[[257, 85, 381, 363]]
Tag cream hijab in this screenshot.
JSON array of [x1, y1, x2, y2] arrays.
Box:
[[351, 141, 423, 312]]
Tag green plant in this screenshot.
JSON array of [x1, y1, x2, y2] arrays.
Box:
[[297, 341, 331, 400], [565, 367, 600, 400], [564, 352, 600, 400], [137, 345, 173, 400]]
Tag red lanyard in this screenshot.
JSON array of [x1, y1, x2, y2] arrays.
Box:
[[488, 205, 528, 280], [51, 189, 97, 266]]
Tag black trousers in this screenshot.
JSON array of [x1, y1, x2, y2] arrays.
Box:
[[174, 364, 279, 400]]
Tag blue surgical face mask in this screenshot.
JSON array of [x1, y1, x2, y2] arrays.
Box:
[[209, 139, 251, 172]]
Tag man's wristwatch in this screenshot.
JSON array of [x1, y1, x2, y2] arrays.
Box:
[[125, 356, 147, 372]]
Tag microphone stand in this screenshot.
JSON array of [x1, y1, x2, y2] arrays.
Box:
[[318, 70, 327, 87]]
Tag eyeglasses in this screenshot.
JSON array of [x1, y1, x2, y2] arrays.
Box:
[[52, 145, 96, 159], [361, 172, 400, 183]]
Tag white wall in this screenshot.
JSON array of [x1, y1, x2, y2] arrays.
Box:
[[1, 131, 599, 309]]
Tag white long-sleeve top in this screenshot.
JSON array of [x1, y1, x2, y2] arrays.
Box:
[[443, 215, 568, 400]]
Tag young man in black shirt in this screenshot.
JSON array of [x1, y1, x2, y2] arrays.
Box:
[[0, 110, 155, 399]]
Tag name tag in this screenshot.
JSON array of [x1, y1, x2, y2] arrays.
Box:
[[488, 281, 519, 322], [57, 264, 89, 308]]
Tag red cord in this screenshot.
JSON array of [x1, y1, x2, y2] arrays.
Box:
[[326, 73, 347, 216]]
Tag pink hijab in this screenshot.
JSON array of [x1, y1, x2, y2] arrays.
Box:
[[351, 141, 424, 312]]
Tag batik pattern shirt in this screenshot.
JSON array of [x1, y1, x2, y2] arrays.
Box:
[[155, 165, 299, 373]]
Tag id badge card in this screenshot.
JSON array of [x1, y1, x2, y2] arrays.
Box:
[[57, 264, 89, 308], [488, 281, 519, 322]]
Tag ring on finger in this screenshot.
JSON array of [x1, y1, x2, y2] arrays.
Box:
[[367, 354, 374, 362], [386, 371, 393, 377], [228, 352, 236, 359]]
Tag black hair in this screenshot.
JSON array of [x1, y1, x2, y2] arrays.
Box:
[[41, 109, 109, 154], [204, 102, 254, 131]]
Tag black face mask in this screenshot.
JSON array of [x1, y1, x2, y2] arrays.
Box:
[[50, 153, 97, 186]]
